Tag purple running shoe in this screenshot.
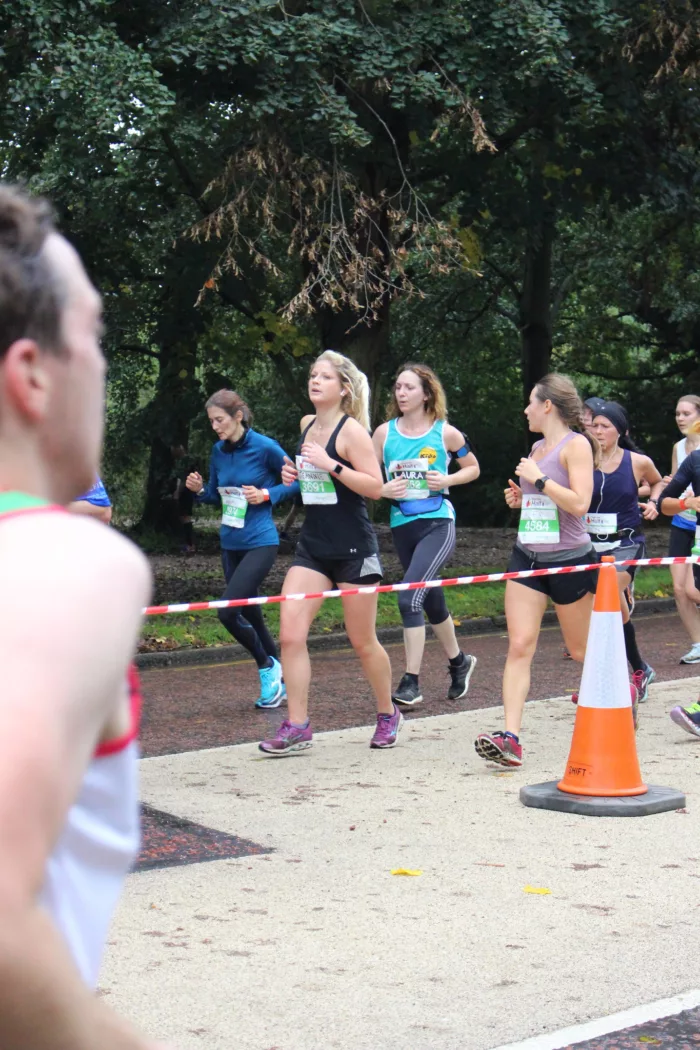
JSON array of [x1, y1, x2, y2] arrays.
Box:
[[259, 720, 313, 757]]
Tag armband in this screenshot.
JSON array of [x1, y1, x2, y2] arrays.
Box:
[[452, 444, 470, 460]]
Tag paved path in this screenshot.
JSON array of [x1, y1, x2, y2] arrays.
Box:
[[139, 614, 699, 756], [97, 614, 700, 1049], [103, 675, 700, 1050]]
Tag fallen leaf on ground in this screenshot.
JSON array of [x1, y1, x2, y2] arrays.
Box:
[[391, 868, 422, 876], [523, 886, 551, 895]]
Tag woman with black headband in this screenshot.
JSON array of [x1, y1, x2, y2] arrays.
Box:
[[587, 401, 664, 702]]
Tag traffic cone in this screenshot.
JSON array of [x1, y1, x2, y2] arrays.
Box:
[[557, 556, 645, 798], [520, 556, 686, 816]]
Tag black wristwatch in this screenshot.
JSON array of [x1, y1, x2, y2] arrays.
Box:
[[534, 475, 549, 493], [333, 462, 344, 476]]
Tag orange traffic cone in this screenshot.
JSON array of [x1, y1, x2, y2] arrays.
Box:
[[520, 555, 685, 816], [557, 556, 645, 798]]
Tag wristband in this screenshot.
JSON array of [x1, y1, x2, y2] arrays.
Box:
[[262, 488, 270, 502], [679, 498, 687, 511]]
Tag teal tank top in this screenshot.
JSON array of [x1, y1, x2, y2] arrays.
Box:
[[382, 418, 455, 529]]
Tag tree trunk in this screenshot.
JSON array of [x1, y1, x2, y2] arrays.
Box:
[[140, 336, 201, 531], [316, 298, 390, 426], [519, 216, 555, 404]]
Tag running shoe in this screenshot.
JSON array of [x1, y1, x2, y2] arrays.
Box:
[[624, 581, 635, 617], [255, 657, 284, 709], [632, 664, 656, 704], [392, 674, 423, 707], [670, 700, 700, 739], [258, 720, 313, 756], [572, 681, 639, 720], [630, 679, 640, 731], [680, 642, 700, 665], [370, 704, 404, 749], [447, 654, 477, 700], [474, 731, 522, 767]]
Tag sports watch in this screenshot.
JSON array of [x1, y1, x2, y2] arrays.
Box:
[[333, 462, 344, 476], [534, 475, 549, 493]]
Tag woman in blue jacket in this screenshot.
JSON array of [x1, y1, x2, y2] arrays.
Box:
[[186, 390, 298, 708]]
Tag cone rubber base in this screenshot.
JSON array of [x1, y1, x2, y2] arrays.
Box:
[[520, 781, 685, 817]]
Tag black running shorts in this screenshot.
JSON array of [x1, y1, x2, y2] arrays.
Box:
[[292, 537, 383, 586], [507, 543, 598, 606]]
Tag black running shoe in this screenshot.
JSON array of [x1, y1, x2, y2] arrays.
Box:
[[447, 654, 477, 700], [392, 674, 423, 707]]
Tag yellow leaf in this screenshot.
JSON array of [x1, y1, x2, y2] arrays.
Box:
[[638, 1038, 662, 1045], [391, 868, 422, 876], [653, 590, 665, 598], [523, 886, 551, 895], [453, 619, 462, 627]]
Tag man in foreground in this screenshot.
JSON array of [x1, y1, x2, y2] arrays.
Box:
[[0, 184, 170, 1047]]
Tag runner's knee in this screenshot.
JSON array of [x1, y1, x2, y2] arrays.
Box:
[[397, 589, 425, 628]]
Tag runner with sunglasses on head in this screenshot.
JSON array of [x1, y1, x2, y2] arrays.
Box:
[[585, 401, 664, 703]]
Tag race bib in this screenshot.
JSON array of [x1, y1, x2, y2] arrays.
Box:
[[218, 486, 247, 528], [389, 458, 430, 500], [518, 493, 560, 546], [296, 456, 338, 505], [583, 512, 617, 535]]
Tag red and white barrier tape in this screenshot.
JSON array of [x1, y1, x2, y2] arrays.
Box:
[[143, 555, 698, 616]]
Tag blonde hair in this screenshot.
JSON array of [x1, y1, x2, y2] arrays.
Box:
[[386, 362, 448, 422], [689, 419, 700, 435], [677, 394, 700, 416], [533, 373, 600, 467], [314, 350, 371, 430]]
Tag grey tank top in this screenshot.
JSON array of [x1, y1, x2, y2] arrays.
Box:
[[518, 432, 591, 555]]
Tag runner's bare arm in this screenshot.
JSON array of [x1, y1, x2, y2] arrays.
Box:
[[0, 513, 168, 1049], [68, 499, 113, 524], [332, 418, 383, 498], [437, 424, 480, 488], [515, 434, 593, 517], [372, 423, 406, 499]]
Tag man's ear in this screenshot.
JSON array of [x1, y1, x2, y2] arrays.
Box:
[[2, 339, 52, 422]]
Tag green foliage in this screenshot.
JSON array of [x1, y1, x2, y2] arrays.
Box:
[[1, 0, 699, 526]]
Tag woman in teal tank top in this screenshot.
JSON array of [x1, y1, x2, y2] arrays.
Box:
[[373, 364, 481, 707]]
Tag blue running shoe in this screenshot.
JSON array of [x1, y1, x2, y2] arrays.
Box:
[[255, 657, 284, 708], [632, 664, 656, 704]]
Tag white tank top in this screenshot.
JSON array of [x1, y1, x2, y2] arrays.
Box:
[[39, 668, 141, 988], [674, 438, 698, 527]]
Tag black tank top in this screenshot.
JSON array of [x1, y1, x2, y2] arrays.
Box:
[[297, 415, 379, 559]]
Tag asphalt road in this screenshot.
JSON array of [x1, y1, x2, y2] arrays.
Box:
[[139, 612, 700, 758]]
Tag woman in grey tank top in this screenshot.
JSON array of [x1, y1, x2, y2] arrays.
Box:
[[475, 374, 599, 769]]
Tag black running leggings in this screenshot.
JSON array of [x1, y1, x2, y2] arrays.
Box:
[[219, 546, 278, 669], [392, 517, 457, 628]]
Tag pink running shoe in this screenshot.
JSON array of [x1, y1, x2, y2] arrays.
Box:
[[259, 720, 313, 757], [474, 731, 522, 767], [370, 704, 404, 749]]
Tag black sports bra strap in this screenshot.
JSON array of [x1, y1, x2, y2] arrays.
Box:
[[301, 418, 315, 442], [327, 415, 349, 451]]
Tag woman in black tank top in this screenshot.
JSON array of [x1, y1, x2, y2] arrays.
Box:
[[259, 351, 403, 757]]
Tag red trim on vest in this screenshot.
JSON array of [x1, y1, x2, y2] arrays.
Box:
[[0, 504, 65, 522], [95, 665, 142, 758]]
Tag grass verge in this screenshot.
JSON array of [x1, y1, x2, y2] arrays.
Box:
[[139, 565, 676, 652]]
